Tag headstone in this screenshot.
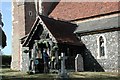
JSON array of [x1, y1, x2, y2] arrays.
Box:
[[59, 53, 68, 78], [75, 54, 84, 72]]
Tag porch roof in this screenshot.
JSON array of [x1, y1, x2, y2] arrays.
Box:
[[23, 15, 83, 47]]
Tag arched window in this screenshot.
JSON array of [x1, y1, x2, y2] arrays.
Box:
[[99, 36, 105, 57], [29, 11, 32, 16], [97, 35, 107, 59]]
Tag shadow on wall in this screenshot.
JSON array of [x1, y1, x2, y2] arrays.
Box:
[[82, 45, 104, 72]]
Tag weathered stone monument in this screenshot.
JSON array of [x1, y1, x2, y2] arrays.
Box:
[[58, 53, 68, 79], [75, 54, 84, 72]]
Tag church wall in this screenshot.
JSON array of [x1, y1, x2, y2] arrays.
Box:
[[118, 31, 120, 73], [80, 31, 119, 72], [24, 2, 36, 35], [11, 1, 54, 70], [11, 1, 36, 70], [11, 1, 25, 70]]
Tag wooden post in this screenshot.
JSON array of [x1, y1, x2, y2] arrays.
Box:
[[32, 43, 36, 73], [55, 49, 58, 69]]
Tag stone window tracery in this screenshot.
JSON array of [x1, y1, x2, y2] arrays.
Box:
[[99, 36, 105, 57], [97, 35, 107, 59]]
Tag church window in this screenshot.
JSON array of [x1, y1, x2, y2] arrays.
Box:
[[97, 35, 107, 59], [99, 36, 105, 57], [29, 11, 32, 16]]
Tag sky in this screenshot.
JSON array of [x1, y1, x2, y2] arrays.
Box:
[[0, 0, 12, 55]]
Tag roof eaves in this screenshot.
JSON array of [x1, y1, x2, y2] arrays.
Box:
[[22, 17, 40, 47], [39, 15, 58, 43]]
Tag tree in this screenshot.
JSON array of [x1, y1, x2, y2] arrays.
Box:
[[0, 12, 7, 48]]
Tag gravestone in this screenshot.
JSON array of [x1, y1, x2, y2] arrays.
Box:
[[58, 53, 68, 78], [75, 54, 84, 72]]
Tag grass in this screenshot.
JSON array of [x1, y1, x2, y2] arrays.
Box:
[[0, 68, 120, 80], [69, 72, 120, 80], [0, 68, 58, 80]]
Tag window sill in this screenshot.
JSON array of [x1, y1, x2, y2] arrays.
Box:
[[97, 56, 107, 59]]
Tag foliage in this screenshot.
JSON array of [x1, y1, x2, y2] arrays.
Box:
[[2, 55, 11, 67], [0, 27, 7, 48]]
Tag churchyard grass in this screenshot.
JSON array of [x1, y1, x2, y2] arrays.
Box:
[[0, 68, 120, 80]]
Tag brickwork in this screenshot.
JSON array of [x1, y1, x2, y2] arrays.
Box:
[[11, 2, 19, 70], [11, 1, 55, 70], [11, 1, 36, 70], [42, 2, 54, 16], [24, 2, 36, 35]]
